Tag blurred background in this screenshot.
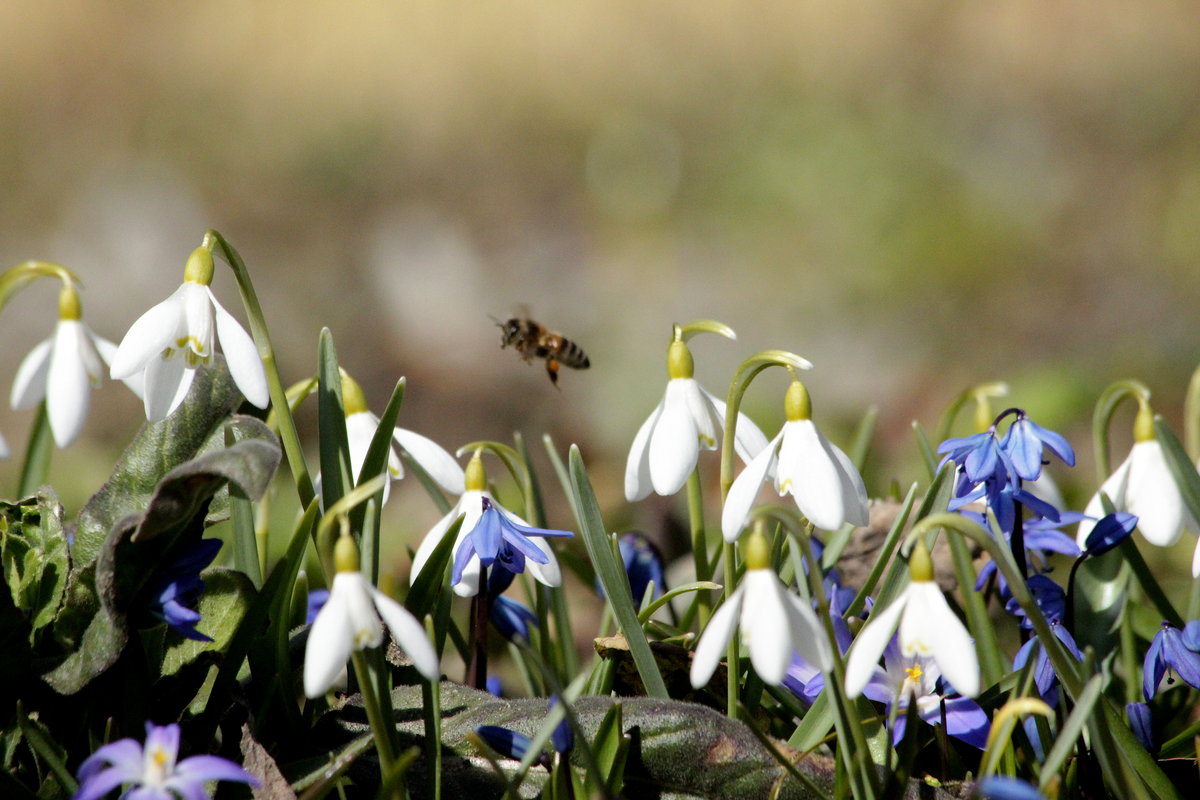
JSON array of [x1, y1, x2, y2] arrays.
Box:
[[2, 2, 1199, 575]]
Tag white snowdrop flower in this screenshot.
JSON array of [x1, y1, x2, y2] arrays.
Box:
[[304, 534, 438, 698], [109, 246, 268, 421], [690, 529, 832, 688], [845, 539, 980, 699], [626, 338, 770, 501], [722, 380, 868, 540]]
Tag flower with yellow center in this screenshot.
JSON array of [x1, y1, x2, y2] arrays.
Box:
[[844, 539, 980, 699], [304, 533, 438, 698], [110, 246, 268, 421]]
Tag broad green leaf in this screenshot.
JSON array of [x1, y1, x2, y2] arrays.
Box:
[[161, 568, 256, 676], [0, 490, 68, 642]]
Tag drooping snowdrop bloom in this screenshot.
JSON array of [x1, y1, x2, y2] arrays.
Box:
[[722, 380, 868, 539], [73, 721, 257, 800], [1076, 403, 1194, 549], [304, 533, 438, 697], [690, 529, 832, 688], [334, 372, 465, 505], [110, 246, 268, 422], [11, 283, 136, 448], [410, 453, 566, 597], [625, 336, 771, 501], [845, 539, 980, 699]]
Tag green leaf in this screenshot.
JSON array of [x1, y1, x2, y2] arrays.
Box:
[[568, 445, 668, 699], [161, 568, 256, 676], [0, 490, 68, 643], [316, 328, 351, 514]]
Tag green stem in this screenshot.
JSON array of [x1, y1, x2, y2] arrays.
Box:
[[686, 469, 711, 625], [17, 402, 53, 498], [350, 650, 396, 780], [204, 230, 315, 507], [422, 616, 442, 800], [1186, 362, 1200, 462], [1091, 379, 1151, 485], [723, 540, 739, 721]]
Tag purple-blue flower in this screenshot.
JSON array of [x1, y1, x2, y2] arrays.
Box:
[[938, 430, 1011, 488], [306, 588, 330, 625], [859, 638, 990, 748], [1082, 511, 1138, 557], [548, 695, 574, 755], [974, 775, 1045, 800], [1143, 620, 1200, 700], [1005, 575, 1066, 630], [1126, 701, 1155, 752], [1000, 415, 1075, 483], [475, 725, 550, 769], [146, 538, 222, 641], [1013, 619, 1082, 707], [619, 532, 666, 604], [976, 514, 1083, 594], [451, 497, 572, 591], [489, 594, 538, 643], [73, 722, 257, 800]]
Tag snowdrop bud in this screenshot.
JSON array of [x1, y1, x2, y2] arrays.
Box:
[[1134, 402, 1155, 443], [909, 539, 934, 583], [465, 452, 487, 492], [785, 380, 811, 422], [666, 339, 694, 380], [58, 283, 81, 320], [340, 370, 368, 416], [183, 245, 215, 285], [743, 526, 771, 571], [334, 531, 360, 574]]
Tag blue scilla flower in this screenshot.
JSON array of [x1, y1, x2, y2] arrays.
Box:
[[619, 532, 666, 603], [1143, 620, 1200, 700], [1081, 510, 1138, 557], [306, 588, 330, 625], [1126, 701, 1156, 752], [1013, 619, 1083, 707], [975, 514, 1083, 594], [489, 594, 538, 643], [975, 776, 1046, 800], [1000, 414, 1076, 483], [547, 695, 574, 756], [474, 725, 551, 770], [74, 721, 258, 800], [450, 496, 573, 596], [1005, 575, 1066, 630], [146, 537, 222, 641], [938, 430, 1012, 490]]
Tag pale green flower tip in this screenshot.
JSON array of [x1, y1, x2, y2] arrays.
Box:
[[464, 451, 487, 492], [666, 339, 694, 380], [785, 380, 811, 422], [909, 539, 934, 583], [742, 528, 772, 571], [334, 530, 361, 574], [183, 246, 215, 285], [57, 283, 82, 321], [1133, 403, 1155, 443], [340, 369, 368, 416]]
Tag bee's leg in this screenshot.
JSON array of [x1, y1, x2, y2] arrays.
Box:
[[546, 358, 560, 387]]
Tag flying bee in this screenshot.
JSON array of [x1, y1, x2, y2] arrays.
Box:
[[494, 315, 590, 386]]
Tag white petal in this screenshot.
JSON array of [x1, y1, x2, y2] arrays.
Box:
[[342, 573, 385, 650], [11, 337, 53, 410], [1126, 441, 1188, 547], [844, 589, 907, 698], [96, 335, 144, 399], [624, 396, 664, 502], [371, 586, 440, 680], [827, 439, 870, 526], [304, 577, 355, 697], [523, 536, 563, 588], [142, 354, 192, 422], [906, 582, 979, 698], [777, 420, 862, 531], [346, 411, 393, 505], [209, 289, 269, 409], [690, 584, 744, 689], [394, 428, 465, 495], [785, 591, 833, 671], [181, 283, 216, 359], [721, 431, 781, 541], [409, 494, 472, 584], [648, 379, 700, 496], [705, 386, 770, 463], [1193, 536, 1200, 579], [683, 379, 721, 450], [46, 321, 92, 448], [1077, 455, 1133, 546], [109, 285, 188, 380], [739, 569, 795, 685]]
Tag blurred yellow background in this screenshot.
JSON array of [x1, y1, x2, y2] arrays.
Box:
[[2, 2, 1199, 557]]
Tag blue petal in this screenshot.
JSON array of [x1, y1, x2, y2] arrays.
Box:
[[1083, 512, 1138, 557], [976, 776, 1046, 800], [475, 725, 533, 761], [1002, 418, 1045, 482], [474, 509, 505, 565], [918, 695, 990, 749], [451, 537, 478, 586], [489, 595, 538, 642], [1144, 627, 1166, 700], [1162, 626, 1200, 689], [1126, 701, 1155, 752]]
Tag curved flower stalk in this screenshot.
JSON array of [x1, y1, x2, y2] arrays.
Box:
[[722, 380, 868, 539], [333, 371, 465, 505], [625, 332, 768, 501], [110, 246, 268, 421], [845, 539, 980, 699], [304, 532, 438, 698], [410, 452, 567, 597], [11, 282, 140, 448], [1078, 403, 1195, 549], [690, 529, 831, 688], [74, 722, 257, 800]]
